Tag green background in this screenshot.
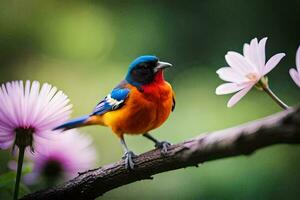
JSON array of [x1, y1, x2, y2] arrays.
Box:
[[0, 0, 300, 199]]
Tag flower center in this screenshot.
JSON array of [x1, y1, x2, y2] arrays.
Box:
[[42, 159, 64, 183], [246, 73, 259, 82], [14, 127, 35, 150]]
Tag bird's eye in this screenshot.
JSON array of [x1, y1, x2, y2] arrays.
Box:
[[139, 63, 148, 69], [138, 61, 157, 69]]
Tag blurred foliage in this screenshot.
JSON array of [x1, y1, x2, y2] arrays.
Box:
[[0, 165, 31, 199], [0, 0, 300, 199]]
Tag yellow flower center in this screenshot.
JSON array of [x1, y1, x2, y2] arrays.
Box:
[[246, 73, 259, 82]]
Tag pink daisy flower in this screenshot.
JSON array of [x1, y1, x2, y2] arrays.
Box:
[[216, 37, 285, 107], [25, 131, 97, 184], [0, 80, 72, 150], [289, 46, 300, 87], [0, 80, 72, 199]]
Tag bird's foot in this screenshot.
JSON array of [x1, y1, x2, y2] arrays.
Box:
[[122, 151, 136, 170], [155, 141, 171, 154]]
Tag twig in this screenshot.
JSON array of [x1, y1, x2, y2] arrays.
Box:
[[21, 107, 300, 200]]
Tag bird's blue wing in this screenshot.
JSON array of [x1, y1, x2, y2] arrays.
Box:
[[92, 86, 130, 116]]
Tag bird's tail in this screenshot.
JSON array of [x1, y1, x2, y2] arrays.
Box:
[[53, 115, 90, 131]]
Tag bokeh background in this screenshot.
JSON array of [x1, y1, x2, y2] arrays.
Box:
[[1, 0, 300, 199]]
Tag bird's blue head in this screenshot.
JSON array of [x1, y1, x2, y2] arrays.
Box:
[[125, 55, 172, 88]]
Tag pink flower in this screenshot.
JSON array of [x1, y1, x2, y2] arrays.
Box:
[[25, 131, 97, 184], [0, 80, 72, 150], [289, 46, 300, 87], [216, 38, 285, 107]]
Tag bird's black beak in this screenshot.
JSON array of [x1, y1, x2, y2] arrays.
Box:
[[154, 61, 173, 72]]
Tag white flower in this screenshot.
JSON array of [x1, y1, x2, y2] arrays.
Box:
[[216, 37, 285, 107], [289, 46, 300, 87]]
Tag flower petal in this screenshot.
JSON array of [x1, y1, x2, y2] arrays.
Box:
[[289, 68, 300, 87], [263, 53, 285, 75], [227, 85, 253, 107], [216, 83, 245, 95], [258, 37, 268, 72], [0, 140, 13, 149], [216, 67, 245, 83], [27, 130, 97, 183], [243, 43, 250, 58], [248, 38, 260, 68], [0, 80, 72, 149], [296, 45, 300, 72], [225, 51, 255, 75]]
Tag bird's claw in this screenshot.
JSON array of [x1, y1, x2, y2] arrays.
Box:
[[155, 141, 171, 154], [122, 151, 136, 170]]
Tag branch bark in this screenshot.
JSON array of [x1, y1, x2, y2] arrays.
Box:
[[21, 107, 300, 200]]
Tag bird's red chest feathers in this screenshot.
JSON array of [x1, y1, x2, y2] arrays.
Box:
[[141, 70, 170, 99], [102, 70, 174, 136]]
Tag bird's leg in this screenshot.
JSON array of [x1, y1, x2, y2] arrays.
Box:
[[120, 136, 136, 170], [143, 133, 171, 154]]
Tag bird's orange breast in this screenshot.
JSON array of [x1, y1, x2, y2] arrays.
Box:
[[101, 82, 173, 137]]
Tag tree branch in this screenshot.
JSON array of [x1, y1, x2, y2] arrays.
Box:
[[21, 107, 300, 200]]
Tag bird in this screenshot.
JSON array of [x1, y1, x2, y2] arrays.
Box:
[[54, 55, 175, 169]]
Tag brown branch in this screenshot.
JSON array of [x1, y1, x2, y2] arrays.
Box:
[[21, 107, 300, 200]]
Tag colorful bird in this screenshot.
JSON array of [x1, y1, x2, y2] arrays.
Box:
[[54, 55, 175, 169]]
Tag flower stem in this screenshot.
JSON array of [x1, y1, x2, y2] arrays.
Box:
[[13, 146, 25, 200], [263, 86, 289, 110]]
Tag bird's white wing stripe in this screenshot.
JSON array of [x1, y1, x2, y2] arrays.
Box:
[[106, 94, 124, 110]]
